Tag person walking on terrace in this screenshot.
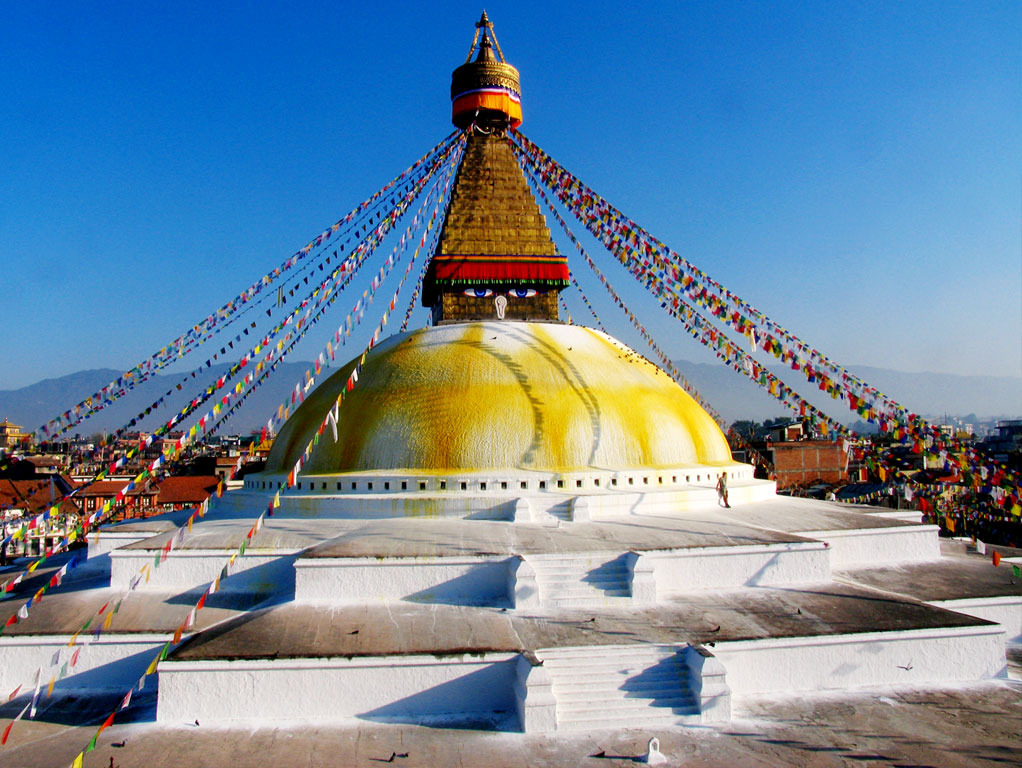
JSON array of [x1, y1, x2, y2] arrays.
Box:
[[716, 471, 730, 508]]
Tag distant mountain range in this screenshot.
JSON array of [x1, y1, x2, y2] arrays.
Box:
[[667, 359, 1021, 425], [0, 359, 1018, 438]]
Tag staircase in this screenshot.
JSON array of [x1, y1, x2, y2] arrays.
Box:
[[527, 553, 632, 608], [539, 645, 699, 730]]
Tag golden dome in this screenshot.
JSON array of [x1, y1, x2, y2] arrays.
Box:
[[264, 322, 732, 475]]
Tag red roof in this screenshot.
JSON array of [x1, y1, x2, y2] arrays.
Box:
[[157, 476, 220, 505], [77, 480, 157, 497], [0, 478, 81, 516]]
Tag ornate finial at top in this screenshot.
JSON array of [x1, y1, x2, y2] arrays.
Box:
[[451, 13, 522, 130]]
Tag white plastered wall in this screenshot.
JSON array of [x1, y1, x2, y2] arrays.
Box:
[[643, 541, 831, 595], [293, 556, 513, 605], [712, 624, 1006, 696], [157, 654, 520, 725]]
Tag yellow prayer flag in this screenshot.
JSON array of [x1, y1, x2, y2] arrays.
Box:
[[71, 752, 84, 768], [145, 656, 159, 675]]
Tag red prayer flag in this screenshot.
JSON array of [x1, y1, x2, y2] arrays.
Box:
[[98, 711, 116, 733], [992, 551, 1002, 567]]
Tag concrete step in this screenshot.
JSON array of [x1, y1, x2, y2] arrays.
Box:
[[556, 710, 700, 731], [532, 567, 630, 579], [543, 593, 629, 605], [539, 583, 630, 594], [541, 652, 681, 666], [551, 671, 690, 688], [558, 697, 698, 715], [556, 685, 696, 704]]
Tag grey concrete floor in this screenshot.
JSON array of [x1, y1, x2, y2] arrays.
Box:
[[0, 680, 1018, 767]]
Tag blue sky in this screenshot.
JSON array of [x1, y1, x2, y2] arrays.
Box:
[[2, 1, 1019, 402]]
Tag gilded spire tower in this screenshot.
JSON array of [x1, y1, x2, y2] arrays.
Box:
[[423, 13, 569, 323]]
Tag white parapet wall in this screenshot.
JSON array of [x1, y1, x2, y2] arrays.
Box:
[[157, 653, 521, 726], [294, 556, 514, 606], [641, 541, 831, 595], [87, 530, 159, 559], [929, 596, 1022, 645], [712, 624, 1007, 697], [800, 524, 941, 568], [109, 549, 297, 593], [0, 633, 170, 694]]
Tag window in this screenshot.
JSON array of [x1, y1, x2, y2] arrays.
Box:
[[419, 481, 426, 491], [521, 481, 528, 490], [440, 480, 447, 490], [460, 482, 467, 491], [401, 481, 408, 491], [384, 482, 390, 490], [480, 482, 487, 491]]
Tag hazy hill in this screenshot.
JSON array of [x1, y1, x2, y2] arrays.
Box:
[[0, 359, 1018, 438], [670, 358, 1022, 425]]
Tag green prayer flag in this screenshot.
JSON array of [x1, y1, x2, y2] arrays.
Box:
[[86, 732, 98, 753], [1013, 564, 1021, 578], [159, 642, 170, 661]]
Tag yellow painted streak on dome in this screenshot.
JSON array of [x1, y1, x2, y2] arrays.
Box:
[[264, 322, 732, 475]]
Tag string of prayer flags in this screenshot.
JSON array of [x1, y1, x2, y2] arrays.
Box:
[[41, 130, 462, 440], [511, 129, 1019, 507]]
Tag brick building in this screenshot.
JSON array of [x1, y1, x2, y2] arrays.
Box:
[[77, 478, 159, 521], [768, 440, 848, 489]]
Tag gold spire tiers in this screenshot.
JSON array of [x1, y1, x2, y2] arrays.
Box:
[[426, 14, 569, 324], [451, 11, 522, 130]]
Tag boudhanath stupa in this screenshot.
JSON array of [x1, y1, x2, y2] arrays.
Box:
[[1, 13, 1018, 767]]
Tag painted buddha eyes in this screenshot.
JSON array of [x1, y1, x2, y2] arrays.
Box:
[[463, 288, 538, 298]]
